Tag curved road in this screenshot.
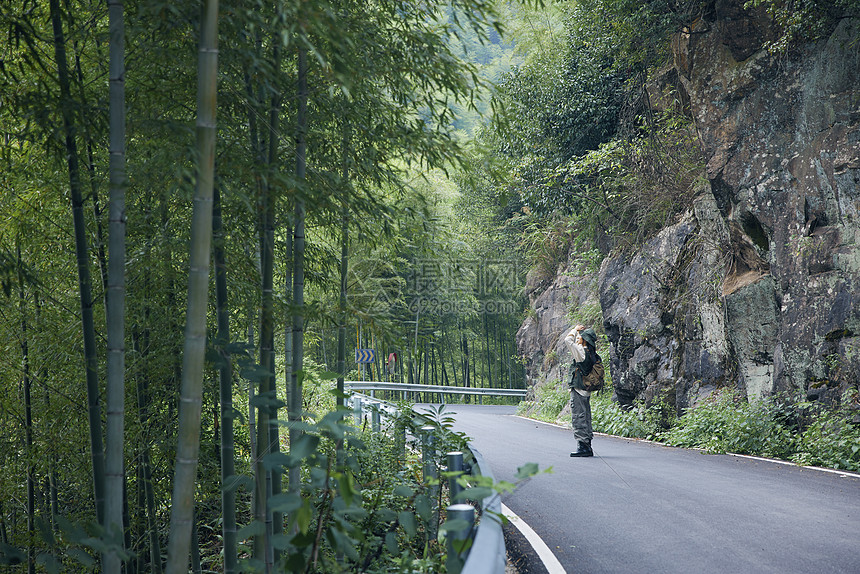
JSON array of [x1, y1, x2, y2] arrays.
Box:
[[429, 404, 860, 574]]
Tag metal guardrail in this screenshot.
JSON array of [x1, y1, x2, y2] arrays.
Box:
[[351, 393, 507, 574], [345, 380, 527, 398], [460, 444, 505, 574]]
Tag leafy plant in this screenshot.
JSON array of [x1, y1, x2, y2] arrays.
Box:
[[516, 380, 571, 423], [663, 389, 795, 458], [223, 389, 480, 573], [791, 396, 860, 471], [566, 300, 603, 330], [518, 214, 577, 280], [744, 0, 860, 53], [591, 390, 663, 439]]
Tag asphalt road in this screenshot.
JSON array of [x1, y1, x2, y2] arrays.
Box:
[[425, 403, 860, 574]]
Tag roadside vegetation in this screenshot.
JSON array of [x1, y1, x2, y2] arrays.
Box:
[[517, 385, 860, 472]]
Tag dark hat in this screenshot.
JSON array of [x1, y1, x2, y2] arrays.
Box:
[[580, 328, 598, 348]]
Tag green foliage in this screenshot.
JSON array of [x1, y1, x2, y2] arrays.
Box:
[[461, 0, 707, 293], [495, 28, 628, 215], [0, 0, 532, 569], [661, 388, 860, 470], [517, 213, 577, 280], [664, 390, 796, 458], [229, 389, 431, 572], [233, 392, 538, 573], [488, 0, 701, 216], [567, 300, 603, 331], [574, 0, 698, 70], [517, 381, 570, 423], [538, 380, 571, 421], [790, 394, 860, 471], [744, 0, 860, 53], [516, 380, 570, 423], [561, 107, 704, 246], [591, 391, 665, 439]]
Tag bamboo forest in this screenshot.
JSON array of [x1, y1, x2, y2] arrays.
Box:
[[0, 0, 537, 571], [5, 0, 859, 572]]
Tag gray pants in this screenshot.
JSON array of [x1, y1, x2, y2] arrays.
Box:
[[571, 390, 593, 445]]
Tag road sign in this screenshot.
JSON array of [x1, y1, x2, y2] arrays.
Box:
[[355, 349, 376, 363]]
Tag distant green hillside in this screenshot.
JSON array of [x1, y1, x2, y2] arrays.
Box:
[[446, 9, 521, 136]]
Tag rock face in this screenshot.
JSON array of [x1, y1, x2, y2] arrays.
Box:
[[517, 2, 860, 411], [517, 268, 599, 394], [598, 194, 731, 410]]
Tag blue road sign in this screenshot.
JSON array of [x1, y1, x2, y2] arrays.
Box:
[[355, 349, 376, 363]]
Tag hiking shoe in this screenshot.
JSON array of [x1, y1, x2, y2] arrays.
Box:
[[570, 443, 593, 457]]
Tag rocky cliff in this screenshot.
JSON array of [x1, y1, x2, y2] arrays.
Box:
[[517, 2, 860, 413]]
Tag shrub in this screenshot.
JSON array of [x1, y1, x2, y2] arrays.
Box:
[[591, 390, 662, 440], [663, 389, 795, 458], [538, 380, 571, 422], [516, 380, 570, 423], [791, 399, 860, 472]]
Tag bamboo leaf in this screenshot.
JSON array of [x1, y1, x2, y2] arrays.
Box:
[[398, 511, 417, 538], [263, 452, 290, 472], [339, 471, 357, 506], [0, 544, 25, 565], [268, 492, 302, 514], [35, 517, 55, 547], [271, 533, 291, 551], [394, 485, 414, 498], [288, 433, 320, 463], [385, 531, 398, 554], [36, 553, 61, 574], [250, 391, 285, 410], [296, 501, 313, 534], [454, 486, 493, 502], [222, 474, 253, 493], [68, 548, 96, 569], [237, 521, 266, 541], [327, 527, 359, 561], [414, 494, 431, 522], [515, 462, 539, 480]]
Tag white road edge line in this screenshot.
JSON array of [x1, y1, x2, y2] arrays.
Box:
[[727, 453, 859, 479], [501, 502, 567, 574], [512, 415, 860, 480]]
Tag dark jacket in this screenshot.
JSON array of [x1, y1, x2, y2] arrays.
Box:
[[570, 328, 600, 392]]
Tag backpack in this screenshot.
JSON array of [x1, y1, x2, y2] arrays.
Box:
[[580, 360, 605, 392]]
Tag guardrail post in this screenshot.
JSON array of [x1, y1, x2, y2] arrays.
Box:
[[371, 406, 381, 433], [353, 397, 362, 427], [445, 503, 475, 574], [447, 451, 464, 502], [397, 421, 406, 462]]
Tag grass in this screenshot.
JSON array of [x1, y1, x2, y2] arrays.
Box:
[[516, 380, 571, 424]]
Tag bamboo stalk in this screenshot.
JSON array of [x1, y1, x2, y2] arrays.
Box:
[[164, 0, 218, 571], [213, 184, 238, 574], [289, 46, 308, 498], [48, 0, 106, 526], [104, 0, 128, 568]]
